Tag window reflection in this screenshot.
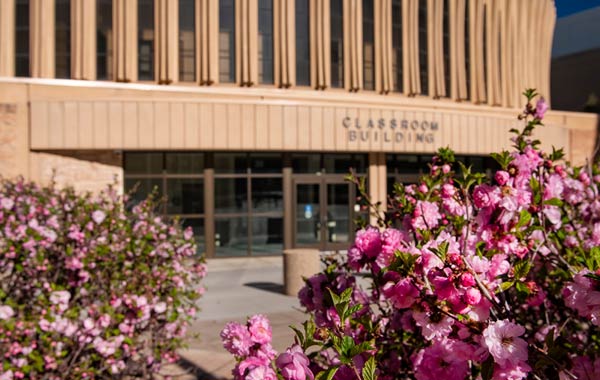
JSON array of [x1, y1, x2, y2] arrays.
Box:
[[97, 0, 113, 80], [179, 0, 196, 82], [55, 0, 71, 78], [15, 0, 30, 77], [418, 0, 428, 95], [330, 0, 344, 88], [392, 0, 403, 92], [295, 0, 310, 86], [363, 0, 374, 90], [138, 0, 155, 81], [219, 0, 236, 83], [258, 0, 274, 84]]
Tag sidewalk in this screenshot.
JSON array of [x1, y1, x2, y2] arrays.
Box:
[[169, 256, 309, 380]]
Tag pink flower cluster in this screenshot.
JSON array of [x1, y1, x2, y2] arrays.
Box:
[[224, 94, 600, 380], [221, 315, 314, 380], [0, 179, 206, 379]]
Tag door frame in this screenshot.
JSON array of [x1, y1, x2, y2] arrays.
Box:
[[291, 175, 356, 251]]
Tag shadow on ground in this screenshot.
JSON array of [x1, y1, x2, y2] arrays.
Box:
[[176, 355, 230, 380], [243, 281, 285, 295]]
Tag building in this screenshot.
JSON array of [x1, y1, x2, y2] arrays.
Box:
[[551, 5, 600, 112], [0, 0, 597, 257]]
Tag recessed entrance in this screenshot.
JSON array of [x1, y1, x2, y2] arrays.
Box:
[[293, 177, 357, 251]]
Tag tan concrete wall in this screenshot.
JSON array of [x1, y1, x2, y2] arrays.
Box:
[[21, 79, 576, 159], [0, 82, 30, 180], [29, 151, 123, 194]]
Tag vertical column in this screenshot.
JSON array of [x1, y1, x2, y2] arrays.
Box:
[[71, 0, 96, 80], [449, 0, 467, 100], [469, 0, 485, 103], [274, 0, 296, 87], [156, 0, 178, 84], [114, 0, 137, 82], [310, 0, 330, 89], [427, 0, 445, 98], [235, 0, 258, 86], [204, 163, 215, 258], [368, 152, 386, 225], [342, 0, 361, 91], [283, 157, 293, 249], [374, 0, 393, 93], [0, 0, 15, 76], [196, 0, 219, 85], [403, 0, 420, 95], [30, 0, 55, 78], [485, 0, 501, 106]]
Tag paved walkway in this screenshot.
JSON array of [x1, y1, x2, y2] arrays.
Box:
[[168, 256, 308, 380]]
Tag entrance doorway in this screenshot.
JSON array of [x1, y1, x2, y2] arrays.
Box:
[[293, 177, 357, 251]]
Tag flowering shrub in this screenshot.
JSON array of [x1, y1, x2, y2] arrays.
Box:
[[0, 180, 206, 379], [222, 90, 600, 380]]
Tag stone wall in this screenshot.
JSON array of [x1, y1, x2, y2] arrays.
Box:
[[29, 150, 123, 194]]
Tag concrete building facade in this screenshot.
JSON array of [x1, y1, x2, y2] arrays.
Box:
[[0, 0, 597, 257]]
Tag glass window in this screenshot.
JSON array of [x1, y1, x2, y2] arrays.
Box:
[[15, 0, 29, 77], [219, 0, 235, 83], [181, 218, 205, 255], [443, 0, 450, 96], [165, 153, 204, 174], [214, 153, 248, 173], [167, 178, 204, 215], [392, 0, 403, 92], [362, 0, 374, 90], [292, 154, 321, 174], [138, 0, 155, 81], [258, 0, 274, 84], [330, 0, 344, 88], [124, 153, 163, 174], [295, 0, 310, 86], [124, 178, 163, 206], [418, 0, 428, 95], [251, 178, 283, 213], [215, 217, 249, 256], [179, 0, 196, 82], [249, 153, 282, 173], [251, 216, 283, 255], [97, 0, 113, 80], [215, 178, 248, 213], [324, 154, 367, 174], [55, 0, 71, 78]]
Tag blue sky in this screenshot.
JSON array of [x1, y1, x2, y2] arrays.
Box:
[[555, 0, 600, 17]]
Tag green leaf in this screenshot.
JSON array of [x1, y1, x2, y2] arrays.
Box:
[[515, 210, 532, 229], [498, 281, 515, 292], [315, 367, 339, 380], [514, 260, 532, 279], [481, 356, 495, 380], [515, 281, 531, 296], [340, 336, 355, 358], [544, 198, 563, 207], [363, 356, 377, 380]]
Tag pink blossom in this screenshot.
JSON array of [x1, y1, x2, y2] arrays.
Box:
[[569, 356, 600, 380], [464, 288, 482, 305], [482, 320, 528, 367], [413, 339, 473, 380], [413, 312, 454, 341], [154, 302, 167, 314], [354, 227, 382, 259], [382, 277, 419, 309], [412, 201, 441, 230], [0, 305, 14, 320], [221, 322, 253, 357], [248, 314, 272, 345], [495, 170, 510, 186], [92, 210, 106, 224], [276, 344, 314, 380], [534, 97, 548, 119]]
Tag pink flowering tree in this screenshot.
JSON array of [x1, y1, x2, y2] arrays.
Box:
[[222, 90, 600, 380], [0, 180, 206, 380]]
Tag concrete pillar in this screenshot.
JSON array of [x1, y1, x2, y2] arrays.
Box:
[[368, 152, 387, 225], [0, 0, 15, 77], [30, 0, 55, 78], [283, 249, 320, 296], [114, 0, 137, 82], [71, 0, 96, 80], [273, 0, 296, 87]]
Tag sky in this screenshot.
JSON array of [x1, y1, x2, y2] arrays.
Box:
[[555, 0, 600, 17]]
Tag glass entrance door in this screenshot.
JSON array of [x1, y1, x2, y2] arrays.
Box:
[[293, 178, 355, 251]]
